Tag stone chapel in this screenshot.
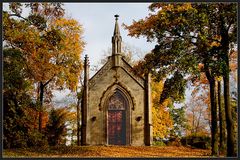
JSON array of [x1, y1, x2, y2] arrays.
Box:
[[81, 15, 152, 146]]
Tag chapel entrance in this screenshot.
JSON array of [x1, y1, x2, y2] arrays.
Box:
[[107, 89, 128, 145]]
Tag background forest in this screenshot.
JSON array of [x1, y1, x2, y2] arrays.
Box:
[[2, 2, 238, 157]]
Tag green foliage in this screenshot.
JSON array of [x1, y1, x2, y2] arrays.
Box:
[[125, 2, 237, 86], [27, 130, 49, 147], [168, 103, 188, 137], [45, 108, 69, 146], [3, 49, 29, 148], [160, 71, 187, 103], [3, 48, 45, 149], [27, 14, 47, 30], [3, 48, 30, 92]]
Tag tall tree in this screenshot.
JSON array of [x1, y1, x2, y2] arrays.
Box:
[[124, 3, 237, 156], [217, 4, 237, 156], [3, 48, 32, 148], [3, 2, 85, 132], [185, 85, 211, 136], [3, 48, 48, 148]]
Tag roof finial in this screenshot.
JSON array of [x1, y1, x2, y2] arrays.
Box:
[[113, 14, 120, 36], [114, 14, 119, 21]]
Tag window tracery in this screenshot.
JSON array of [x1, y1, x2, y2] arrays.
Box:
[[108, 90, 126, 110]]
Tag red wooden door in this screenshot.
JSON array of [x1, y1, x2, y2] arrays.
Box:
[[107, 90, 127, 145], [108, 110, 126, 145]]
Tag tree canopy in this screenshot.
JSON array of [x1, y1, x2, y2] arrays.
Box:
[[125, 2, 237, 156], [3, 2, 85, 148]]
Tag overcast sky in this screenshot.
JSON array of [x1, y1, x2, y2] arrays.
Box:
[[63, 3, 156, 67]]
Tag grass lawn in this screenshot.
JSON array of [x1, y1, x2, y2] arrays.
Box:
[[3, 145, 211, 158]]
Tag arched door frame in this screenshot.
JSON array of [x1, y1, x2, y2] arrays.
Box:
[[101, 84, 133, 145]]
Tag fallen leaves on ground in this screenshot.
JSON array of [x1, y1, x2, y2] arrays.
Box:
[[3, 145, 211, 158]]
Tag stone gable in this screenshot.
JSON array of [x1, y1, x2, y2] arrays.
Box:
[[81, 15, 152, 146]]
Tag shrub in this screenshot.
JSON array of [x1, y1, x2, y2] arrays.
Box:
[[153, 140, 166, 146], [166, 137, 181, 146], [181, 134, 211, 149], [27, 130, 48, 147], [192, 141, 207, 149], [3, 130, 27, 149]]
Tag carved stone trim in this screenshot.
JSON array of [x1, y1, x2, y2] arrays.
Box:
[[121, 59, 145, 88], [101, 82, 132, 145], [89, 57, 145, 90], [89, 60, 112, 89], [117, 82, 136, 111], [98, 82, 136, 111]]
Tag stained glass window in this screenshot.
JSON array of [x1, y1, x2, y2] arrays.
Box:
[[108, 89, 126, 110]]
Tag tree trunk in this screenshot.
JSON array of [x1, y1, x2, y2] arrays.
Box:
[[219, 12, 236, 157], [205, 69, 218, 156], [218, 80, 226, 155], [38, 82, 44, 133], [192, 110, 195, 135], [76, 93, 80, 146], [223, 69, 236, 156], [209, 79, 218, 156]]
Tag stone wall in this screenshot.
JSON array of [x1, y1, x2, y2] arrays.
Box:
[[87, 57, 145, 146]]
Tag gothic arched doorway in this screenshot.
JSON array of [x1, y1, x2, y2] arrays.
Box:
[[107, 89, 129, 145]]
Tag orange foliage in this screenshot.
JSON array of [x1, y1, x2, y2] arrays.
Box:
[[3, 146, 211, 157], [24, 107, 49, 130], [198, 63, 204, 70]]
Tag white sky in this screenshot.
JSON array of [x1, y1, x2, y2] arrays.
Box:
[[63, 3, 156, 67]]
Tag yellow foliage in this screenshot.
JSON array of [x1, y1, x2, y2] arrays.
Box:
[[152, 106, 173, 138], [3, 15, 85, 91], [151, 80, 173, 138], [177, 3, 193, 12]]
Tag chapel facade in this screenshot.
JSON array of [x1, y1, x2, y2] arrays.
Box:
[[81, 15, 152, 146]]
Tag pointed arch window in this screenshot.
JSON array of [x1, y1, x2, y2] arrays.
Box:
[[108, 89, 127, 111], [107, 89, 128, 145]]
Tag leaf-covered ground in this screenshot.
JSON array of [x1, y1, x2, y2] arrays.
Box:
[[3, 146, 211, 158]]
